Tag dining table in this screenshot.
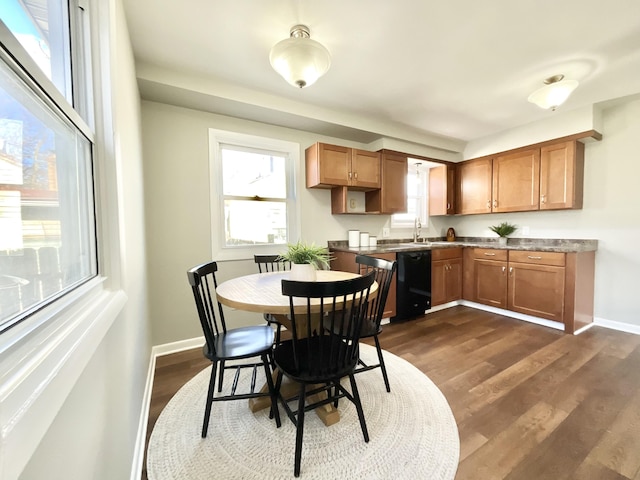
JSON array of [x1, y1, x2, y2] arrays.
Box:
[[215, 269, 378, 426]]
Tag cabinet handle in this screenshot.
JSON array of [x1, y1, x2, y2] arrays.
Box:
[[447, 202, 451, 210], [486, 200, 491, 209], [354, 172, 358, 179], [527, 255, 542, 260], [502, 266, 506, 273], [484, 252, 496, 256], [541, 194, 546, 204], [509, 267, 513, 275], [493, 200, 497, 208]]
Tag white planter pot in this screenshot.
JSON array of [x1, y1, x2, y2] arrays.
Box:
[[498, 237, 508, 246], [290, 263, 317, 282]]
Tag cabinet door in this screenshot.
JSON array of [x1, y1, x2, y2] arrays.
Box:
[[492, 148, 540, 212], [474, 259, 508, 308], [540, 141, 584, 210], [431, 259, 447, 306], [379, 152, 408, 214], [317, 143, 351, 186], [457, 158, 492, 214], [445, 258, 463, 303], [351, 149, 381, 189], [429, 164, 455, 216], [508, 262, 565, 322], [329, 251, 359, 273]]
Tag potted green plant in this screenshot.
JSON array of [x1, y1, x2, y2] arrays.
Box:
[[489, 222, 517, 245], [278, 241, 331, 281]]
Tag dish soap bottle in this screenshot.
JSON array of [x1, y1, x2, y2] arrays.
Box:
[[446, 227, 456, 242]]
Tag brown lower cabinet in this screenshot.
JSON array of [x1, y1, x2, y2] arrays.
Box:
[[330, 250, 397, 319], [431, 248, 462, 306], [465, 248, 595, 333]]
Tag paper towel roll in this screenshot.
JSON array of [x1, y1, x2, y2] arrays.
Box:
[[348, 230, 360, 248], [359, 232, 369, 247]]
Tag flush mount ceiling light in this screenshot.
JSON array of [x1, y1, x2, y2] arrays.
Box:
[[269, 24, 331, 88], [528, 74, 579, 111]]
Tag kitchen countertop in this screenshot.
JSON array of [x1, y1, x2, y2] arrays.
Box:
[[328, 236, 598, 254]]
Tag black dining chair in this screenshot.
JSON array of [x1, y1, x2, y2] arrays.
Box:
[[254, 254, 291, 344], [187, 261, 281, 437], [354, 254, 397, 392], [273, 271, 376, 477]]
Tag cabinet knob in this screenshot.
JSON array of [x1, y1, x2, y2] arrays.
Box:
[[541, 194, 546, 204], [354, 172, 358, 179], [493, 200, 497, 208], [502, 266, 506, 273], [349, 172, 352, 179], [509, 267, 513, 275], [447, 202, 451, 210], [486, 200, 491, 209]]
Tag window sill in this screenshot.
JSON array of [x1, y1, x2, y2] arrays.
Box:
[[0, 279, 127, 479]]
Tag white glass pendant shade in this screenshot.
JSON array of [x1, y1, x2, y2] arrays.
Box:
[[528, 76, 579, 111], [270, 25, 331, 88]]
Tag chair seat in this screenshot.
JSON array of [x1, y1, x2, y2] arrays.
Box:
[[204, 325, 274, 361], [359, 318, 382, 338], [274, 336, 356, 384]]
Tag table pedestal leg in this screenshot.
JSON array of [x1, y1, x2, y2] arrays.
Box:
[[249, 368, 340, 426]]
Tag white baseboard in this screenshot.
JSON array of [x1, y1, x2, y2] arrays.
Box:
[[594, 317, 640, 335], [130, 336, 205, 480]]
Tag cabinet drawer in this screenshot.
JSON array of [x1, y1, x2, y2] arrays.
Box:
[[473, 248, 508, 261], [509, 250, 565, 266], [432, 247, 462, 261]]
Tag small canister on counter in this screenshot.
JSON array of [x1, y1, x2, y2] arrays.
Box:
[[359, 232, 369, 248], [369, 236, 377, 247], [348, 230, 360, 247]]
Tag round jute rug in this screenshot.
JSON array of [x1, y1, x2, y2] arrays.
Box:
[[147, 343, 459, 479]]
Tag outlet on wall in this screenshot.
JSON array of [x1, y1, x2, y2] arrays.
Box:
[[382, 227, 390, 238]]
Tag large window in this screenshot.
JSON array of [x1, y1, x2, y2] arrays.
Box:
[[209, 129, 299, 259], [0, 1, 97, 332]]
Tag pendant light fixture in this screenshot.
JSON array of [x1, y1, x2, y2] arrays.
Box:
[[528, 74, 579, 111], [269, 24, 331, 88]]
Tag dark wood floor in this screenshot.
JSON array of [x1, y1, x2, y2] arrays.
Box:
[[142, 306, 640, 480]]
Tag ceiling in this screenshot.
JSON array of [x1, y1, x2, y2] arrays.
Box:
[[122, 0, 640, 152]]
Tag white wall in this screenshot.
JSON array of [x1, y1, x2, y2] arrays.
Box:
[[18, 0, 151, 478]]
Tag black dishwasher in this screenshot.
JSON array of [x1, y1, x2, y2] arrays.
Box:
[[394, 251, 432, 321]]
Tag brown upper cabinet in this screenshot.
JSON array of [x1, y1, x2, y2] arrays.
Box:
[[375, 150, 408, 214], [540, 141, 585, 210], [305, 143, 380, 190], [456, 139, 586, 215], [429, 164, 456, 216]]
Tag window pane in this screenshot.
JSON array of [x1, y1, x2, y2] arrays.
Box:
[[221, 147, 286, 199], [224, 200, 287, 246], [0, 0, 72, 101], [0, 58, 96, 331]]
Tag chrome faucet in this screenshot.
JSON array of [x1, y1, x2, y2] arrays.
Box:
[[413, 217, 422, 242]]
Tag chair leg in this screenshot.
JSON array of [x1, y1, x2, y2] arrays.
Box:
[[348, 373, 369, 443], [217, 360, 225, 392], [262, 354, 281, 428], [374, 335, 391, 392], [294, 383, 306, 477], [202, 362, 218, 438]]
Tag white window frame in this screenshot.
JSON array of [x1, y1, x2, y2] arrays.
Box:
[[0, 2, 125, 477], [391, 159, 429, 229], [208, 129, 300, 261]]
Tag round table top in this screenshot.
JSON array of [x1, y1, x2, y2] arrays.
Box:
[[215, 270, 377, 315]]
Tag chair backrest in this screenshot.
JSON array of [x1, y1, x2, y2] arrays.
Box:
[[187, 261, 227, 356], [281, 271, 376, 377], [254, 254, 291, 273], [355, 255, 397, 330]]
